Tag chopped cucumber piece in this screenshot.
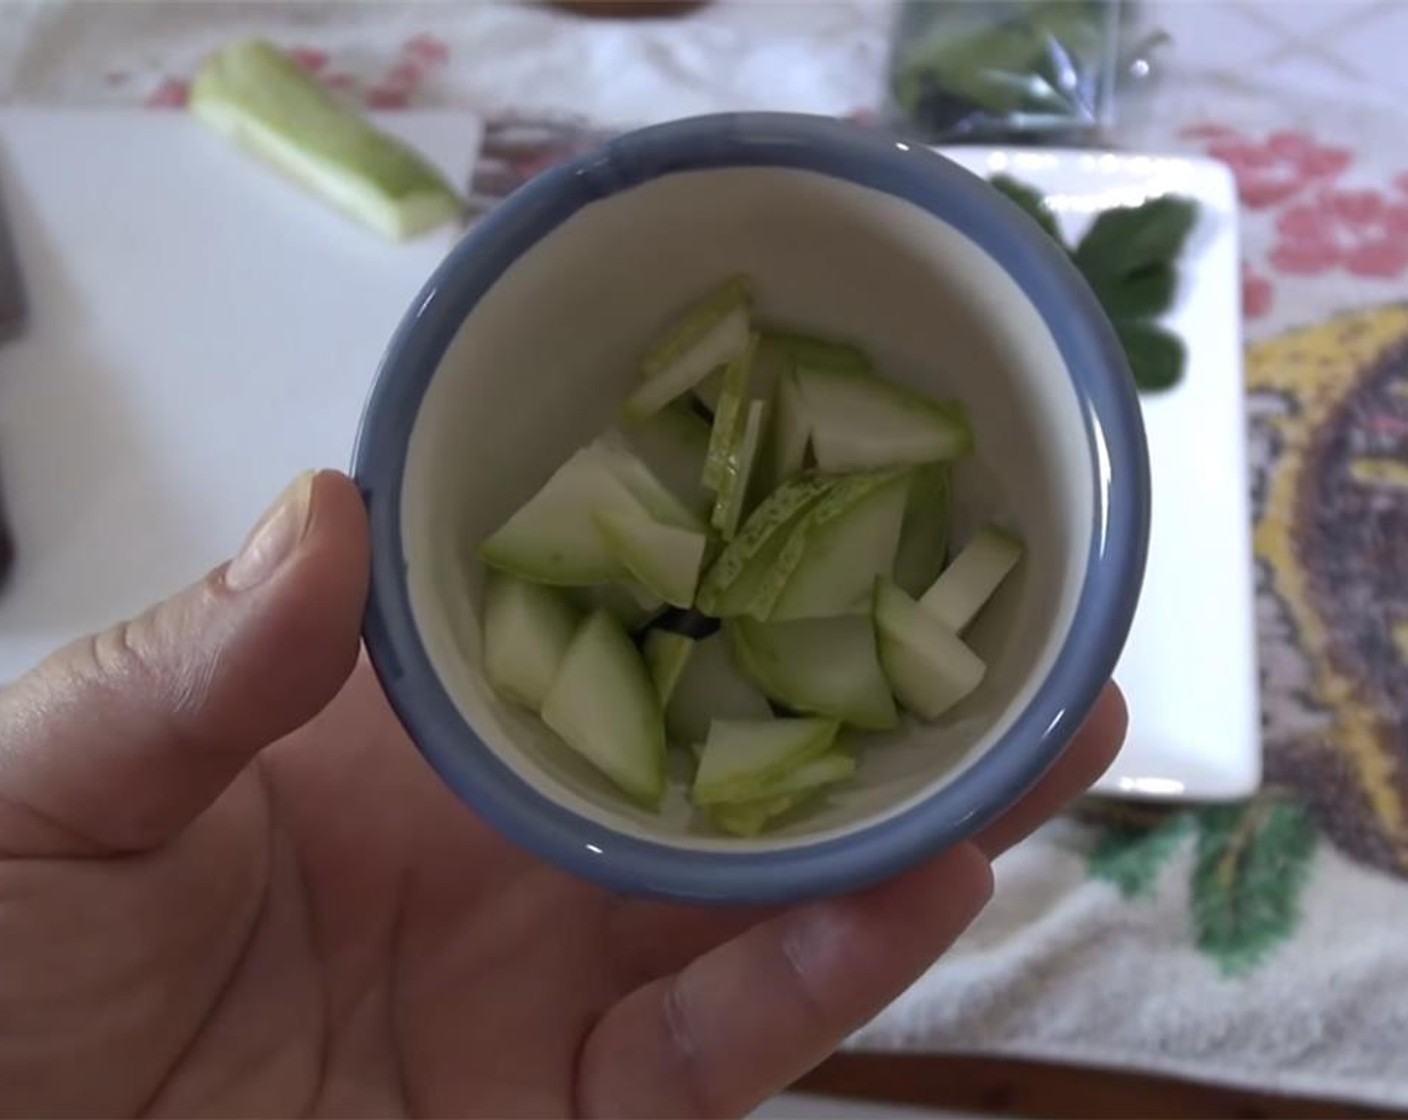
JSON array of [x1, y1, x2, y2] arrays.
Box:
[[875, 577, 986, 720], [540, 610, 666, 808], [594, 431, 705, 532], [624, 276, 753, 420], [703, 331, 759, 491], [693, 717, 840, 805], [643, 630, 694, 707], [796, 366, 972, 471], [570, 582, 664, 632], [759, 366, 810, 495], [593, 507, 706, 609], [190, 39, 461, 240], [479, 447, 633, 585], [695, 473, 833, 616], [763, 328, 873, 374], [752, 468, 912, 621], [482, 573, 580, 711], [919, 525, 1024, 633], [709, 792, 808, 837], [695, 369, 724, 414], [665, 632, 772, 745], [726, 615, 898, 730], [619, 405, 714, 521], [893, 463, 951, 597], [712, 398, 768, 540]]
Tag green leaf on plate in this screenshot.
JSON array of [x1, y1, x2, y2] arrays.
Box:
[[989, 174, 1064, 245], [1073, 195, 1198, 285], [1089, 261, 1177, 320], [1191, 797, 1318, 977], [1116, 320, 1186, 393]]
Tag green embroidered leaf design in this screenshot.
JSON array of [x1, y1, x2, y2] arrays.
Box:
[[1088, 811, 1193, 898], [988, 174, 1064, 244], [1191, 797, 1318, 977]]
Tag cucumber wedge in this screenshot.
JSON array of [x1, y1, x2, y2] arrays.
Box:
[[875, 577, 986, 720], [694, 473, 833, 616], [712, 398, 768, 540], [593, 507, 706, 609], [703, 332, 760, 490], [694, 369, 724, 414], [540, 610, 666, 808], [919, 525, 1024, 633], [594, 431, 706, 532], [624, 276, 753, 420], [619, 405, 714, 521], [479, 447, 632, 585], [570, 582, 664, 632], [709, 792, 809, 838], [693, 717, 840, 805], [482, 573, 580, 711], [190, 39, 461, 240], [763, 328, 873, 374], [758, 366, 810, 495], [643, 630, 694, 707], [893, 463, 951, 597], [796, 366, 972, 471], [664, 632, 772, 745], [750, 468, 911, 622], [726, 615, 898, 730]]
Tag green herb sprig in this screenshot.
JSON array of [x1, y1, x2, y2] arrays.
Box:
[[990, 174, 1197, 393]]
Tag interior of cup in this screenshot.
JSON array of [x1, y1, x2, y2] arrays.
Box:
[[398, 163, 1093, 852]]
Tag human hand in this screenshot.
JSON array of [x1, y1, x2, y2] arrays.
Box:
[[0, 470, 1125, 1118]]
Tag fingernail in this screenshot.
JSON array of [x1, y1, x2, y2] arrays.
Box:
[[225, 471, 316, 591]]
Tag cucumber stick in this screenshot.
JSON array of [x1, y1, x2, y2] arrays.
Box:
[[893, 463, 951, 597], [693, 717, 840, 804], [875, 577, 986, 720], [625, 277, 753, 420], [190, 39, 461, 240], [760, 366, 810, 494], [664, 632, 772, 745], [703, 331, 760, 490], [482, 573, 580, 711], [726, 615, 898, 730], [796, 365, 972, 471], [712, 398, 768, 540], [754, 468, 912, 621], [541, 610, 666, 808], [920, 525, 1024, 632]]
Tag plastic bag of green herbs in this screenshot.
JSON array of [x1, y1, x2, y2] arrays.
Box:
[[885, 0, 1148, 144]]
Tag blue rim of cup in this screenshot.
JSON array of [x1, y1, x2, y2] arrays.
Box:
[[352, 111, 1150, 906]]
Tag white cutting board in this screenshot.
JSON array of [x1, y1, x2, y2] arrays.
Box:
[[0, 107, 479, 676], [0, 109, 1258, 804]]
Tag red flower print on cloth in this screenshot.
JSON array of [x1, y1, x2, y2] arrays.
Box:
[[1270, 188, 1408, 279], [402, 33, 450, 66], [1181, 126, 1351, 210], [144, 77, 189, 109], [289, 47, 329, 74], [1242, 261, 1274, 319]]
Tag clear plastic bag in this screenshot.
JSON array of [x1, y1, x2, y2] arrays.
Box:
[[884, 0, 1158, 145]]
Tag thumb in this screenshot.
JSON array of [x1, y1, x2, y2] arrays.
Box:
[[0, 469, 369, 856]]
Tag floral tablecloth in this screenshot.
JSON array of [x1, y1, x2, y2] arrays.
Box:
[[4, 0, 1408, 1107]]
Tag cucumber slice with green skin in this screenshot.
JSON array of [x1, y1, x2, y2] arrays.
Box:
[[619, 405, 714, 521], [758, 366, 810, 495], [593, 507, 706, 609], [540, 609, 666, 808], [664, 632, 772, 745], [570, 582, 664, 632], [624, 276, 753, 420], [708, 792, 807, 838], [190, 40, 461, 240], [796, 366, 973, 471], [704, 747, 856, 805], [752, 468, 912, 622], [482, 573, 580, 711], [893, 463, 951, 598], [694, 370, 724, 414], [712, 398, 769, 540], [762, 328, 873, 374], [919, 525, 1024, 633], [875, 577, 986, 720], [643, 630, 694, 707], [692, 717, 840, 805], [694, 473, 833, 616], [594, 431, 706, 532], [479, 446, 633, 585], [726, 615, 899, 730], [702, 332, 760, 491]]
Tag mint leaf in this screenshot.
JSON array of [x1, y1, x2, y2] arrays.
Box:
[[1116, 320, 1184, 392], [1090, 261, 1177, 320], [1073, 195, 1197, 284], [989, 174, 1064, 245]]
